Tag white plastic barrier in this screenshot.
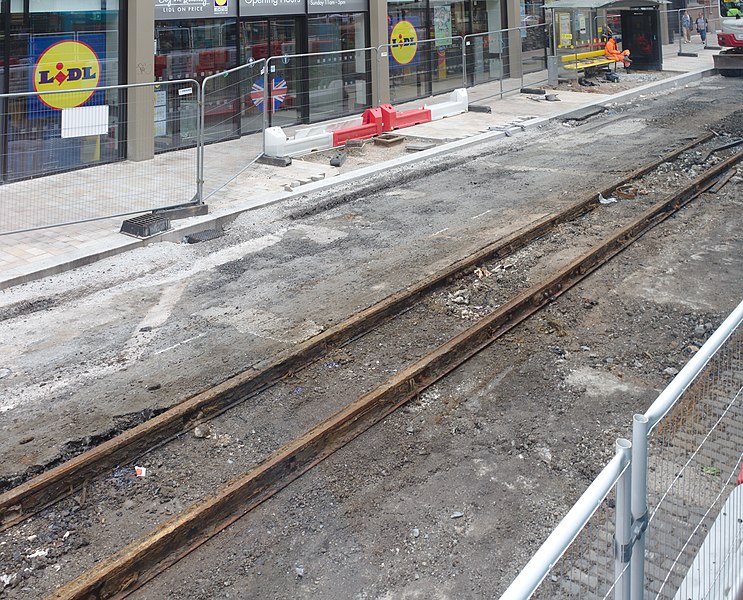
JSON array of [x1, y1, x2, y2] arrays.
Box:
[[264, 126, 334, 158], [426, 88, 469, 121]]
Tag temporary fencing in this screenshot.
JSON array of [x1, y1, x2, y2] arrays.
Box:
[[501, 299, 743, 600], [0, 79, 200, 235], [464, 25, 549, 99], [663, 5, 717, 57], [263, 48, 376, 130], [380, 37, 465, 106], [634, 306, 743, 598], [201, 59, 265, 200]]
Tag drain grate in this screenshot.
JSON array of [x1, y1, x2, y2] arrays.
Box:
[[185, 229, 224, 244], [120, 214, 171, 238]]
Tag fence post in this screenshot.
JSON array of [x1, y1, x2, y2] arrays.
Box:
[[462, 36, 468, 88], [197, 80, 205, 204], [262, 58, 270, 155], [376, 45, 383, 107], [614, 438, 633, 600], [630, 414, 649, 600]]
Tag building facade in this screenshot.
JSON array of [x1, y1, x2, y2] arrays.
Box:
[[0, 0, 543, 182]]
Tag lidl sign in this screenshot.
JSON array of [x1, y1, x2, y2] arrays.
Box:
[[389, 19, 419, 67], [29, 35, 106, 114]]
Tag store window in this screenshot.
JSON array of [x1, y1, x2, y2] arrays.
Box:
[[241, 18, 299, 128], [307, 13, 369, 121], [429, 0, 468, 94], [388, 0, 428, 103], [471, 0, 504, 84], [3, 0, 122, 182], [520, 0, 548, 73], [155, 18, 238, 150]]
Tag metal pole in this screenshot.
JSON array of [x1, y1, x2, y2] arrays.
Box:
[[197, 80, 205, 204], [678, 10, 684, 55], [630, 414, 649, 600], [615, 438, 633, 600], [262, 58, 269, 155], [462, 35, 469, 88], [500, 439, 631, 599], [376, 45, 385, 107]]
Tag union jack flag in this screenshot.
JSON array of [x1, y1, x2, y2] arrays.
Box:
[[250, 77, 287, 113]]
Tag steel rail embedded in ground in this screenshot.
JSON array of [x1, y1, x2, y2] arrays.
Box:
[[47, 146, 743, 600], [0, 133, 716, 533]]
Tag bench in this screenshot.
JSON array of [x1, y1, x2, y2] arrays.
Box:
[[560, 49, 619, 75]]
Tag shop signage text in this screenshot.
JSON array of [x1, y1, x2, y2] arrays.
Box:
[[307, 0, 368, 13], [156, 0, 238, 20], [239, 0, 306, 16]]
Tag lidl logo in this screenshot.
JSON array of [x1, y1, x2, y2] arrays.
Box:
[[214, 0, 229, 14], [390, 20, 418, 65], [33, 40, 101, 110]]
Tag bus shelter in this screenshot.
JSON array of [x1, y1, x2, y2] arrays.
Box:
[[545, 0, 667, 78]]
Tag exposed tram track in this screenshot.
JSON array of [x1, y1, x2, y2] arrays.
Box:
[[0, 132, 736, 598], [0, 133, 720, 534]]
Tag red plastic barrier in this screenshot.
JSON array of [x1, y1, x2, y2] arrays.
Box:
[[332, 107, 384, 146], [381, 104, 432, 131]]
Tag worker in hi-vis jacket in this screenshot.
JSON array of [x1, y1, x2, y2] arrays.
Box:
[[604, 28, 632, 68]]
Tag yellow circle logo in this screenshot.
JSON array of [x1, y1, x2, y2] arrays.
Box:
[[33, 40, 101, 110], [215, 0, 228, 4], [390, 20, 418, 65]]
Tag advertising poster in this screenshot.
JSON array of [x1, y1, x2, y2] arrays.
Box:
[[389, 16, 421, 68], [29, 33, 107, 117], [433, 6, 452, 47]]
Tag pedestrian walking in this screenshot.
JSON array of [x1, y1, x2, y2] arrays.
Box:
[[681, 10, 692, 42], [696, 14, 708, 43]]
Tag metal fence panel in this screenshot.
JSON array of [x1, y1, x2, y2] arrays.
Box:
[[201, 59, 265, 201], [264, 48, 375, 130], [501, 439, 632, 600], [502, 301, 743, 600], [0, 79, 200, 235], [464, 26, 548, 101], [379, 37, 464, 106], [643, 327, 743, 599]]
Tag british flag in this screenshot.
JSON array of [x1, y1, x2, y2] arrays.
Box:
[[250, 77, 288, 113]]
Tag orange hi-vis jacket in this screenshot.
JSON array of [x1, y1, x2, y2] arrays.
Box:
[[605, 37, 631, 62]]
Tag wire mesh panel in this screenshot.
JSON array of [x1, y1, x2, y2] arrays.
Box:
[[464, 31, 507, 87], [521, 25, 549, 86], [201, 59, 265, 200], [531, 493, 626, 600], [644, 328, 743, 599], [380, 37, 464, 106], [0, 80, 200, 235], [264, 48, 375, 130]]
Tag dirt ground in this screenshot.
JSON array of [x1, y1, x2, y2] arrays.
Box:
[[0, 77, 741, 598]]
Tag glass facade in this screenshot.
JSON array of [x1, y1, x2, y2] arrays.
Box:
[[388, 0, 509, 100], [155, 4, 370, 142], [155, 17, 238, 150], [1, 0, 122, 182]]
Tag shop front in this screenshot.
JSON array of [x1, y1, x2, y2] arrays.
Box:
[[154, 0, 370, 145], [1, 0, 124, 182], [238, 0, 371, 127], [387, 0, 508, 102]]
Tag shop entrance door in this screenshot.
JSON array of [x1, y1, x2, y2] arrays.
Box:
[[241, 18, 303, 129]]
